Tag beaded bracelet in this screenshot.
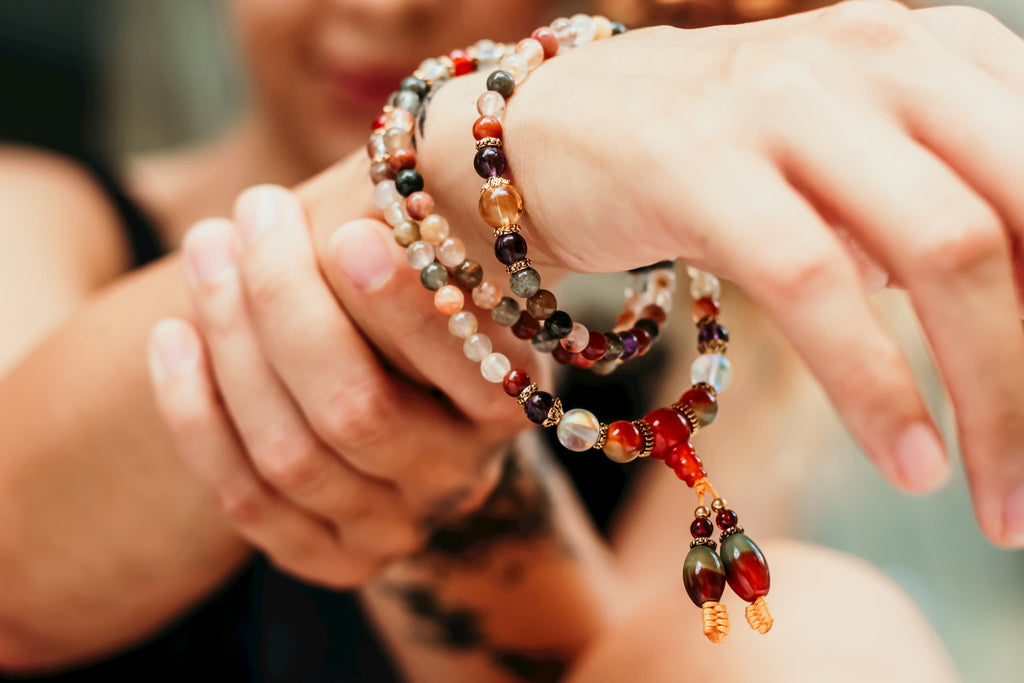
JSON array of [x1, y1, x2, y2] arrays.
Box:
[[365, 14, 771, 644]]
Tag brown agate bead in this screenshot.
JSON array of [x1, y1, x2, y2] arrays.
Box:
[[692, 297, 720, 322], [479, 184, 524, 228], [720, 533, 771, 602], [502, 369, 532, 397], [679, 386, 718, 428], [387, 148, 416, 174], [511, 312, 540, 340], [405, 191, 434, 221], [454, 259, 484, 289], [526, 289, 557, 321], [682, 544, 727, 608], [603, 421, 643, 463], [473, 116, 503, 141]]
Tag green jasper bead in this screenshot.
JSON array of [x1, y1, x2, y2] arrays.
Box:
[[682, 544, 726, 608], [719, 532, 770, 603]]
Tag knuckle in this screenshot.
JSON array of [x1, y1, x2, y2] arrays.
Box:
[[725, 43, 819, 106], [763, 245, 839, 301], [217, 482, 270, 525], [820, 0, 915, 47], [913, 205, 1005, 277], [251, 432, 330, 494], [242, 263, 295, 317], [311, 380, 393, 453]]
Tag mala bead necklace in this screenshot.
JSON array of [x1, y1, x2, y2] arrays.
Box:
[[365, 14, 771, 644]]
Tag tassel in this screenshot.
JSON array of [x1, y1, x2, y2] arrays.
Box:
[[701, 601, 730, 643], [745, 596, 773, 634]]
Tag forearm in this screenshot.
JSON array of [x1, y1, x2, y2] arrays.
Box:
[[359, 435, 624, 683]]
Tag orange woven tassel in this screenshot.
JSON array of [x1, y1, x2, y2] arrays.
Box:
[[745, 596, 773, 634], [701, 601, 730, 643]]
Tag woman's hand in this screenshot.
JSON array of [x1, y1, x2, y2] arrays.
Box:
[[418, 0, 1024, 547], [147, 185, 537, 587]]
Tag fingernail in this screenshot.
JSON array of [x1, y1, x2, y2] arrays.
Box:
[[1003, 487, 1024, 546], [331, 220, 395, 291], [148, 319, 200, 380], [236, 185, 283, 244], [184, 220, 236, 284], [894, 423, 949, 494]]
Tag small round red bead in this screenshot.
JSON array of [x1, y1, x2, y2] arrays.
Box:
[[551, 345, 578, 365], [692, 297, 720, 323], [716, 509, 739, 530], [473, 116, 503, 141], [581, 330, 608, 361], [690, 517, 714, 538], [502, 369, 532, 397], [449, 49, 475, 76]]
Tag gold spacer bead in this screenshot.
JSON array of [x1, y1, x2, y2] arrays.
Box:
[[507, 258, 533, 275], [672, 401, 701, 435], [711, 497, 727, 512], [633, 419, 655, 458], [697, 340, 728, 355], [719, 525, 744, 541], [480, 176, 511, 193], [475, 137, 503, 150], [694, 382, 717, 397], [516, 383, 539, 406], [542, 398, 564, 428], [438, 55, 456, 78], [592, 423, 609, 451], [370, 154, 389, 166], [694, 506, 711, 519], [493, 224, 521, 237], [690, 537, 717, 549]]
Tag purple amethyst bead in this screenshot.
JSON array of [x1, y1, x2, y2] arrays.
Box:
[[474, 146, 508, 178], [524, 391, 556, 425], [494, 233, 528, 266], [697, 321, 729, 345], [619, 330, 639, 360]]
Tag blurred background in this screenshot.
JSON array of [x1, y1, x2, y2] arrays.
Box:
[[0, 0, 1021, 680]]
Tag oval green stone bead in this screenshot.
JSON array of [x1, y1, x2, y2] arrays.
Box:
[[682, 544, 726, 608], [719, 532, 770, 602]]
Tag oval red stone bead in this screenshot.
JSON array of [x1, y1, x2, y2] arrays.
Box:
[[531, 27, 560, 58], [581, 331, 609, 360], [682, 544, 727, 608], [449, 48, 474, 75], [666, 442, 705, 487], [643, 408, 691, 460], [472, 116, 503, 141], [720, 533, 771, 602], [502, 369, 532, 397]]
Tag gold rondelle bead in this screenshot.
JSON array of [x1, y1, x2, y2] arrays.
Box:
[[507, 258, 533, 274], [516, 383, 539, 406], [592, 423, 609, 451], [672, 401, 701, 434], [633, 419, 655, 458], [493, 225, 521, 237], [475, 137, 503, 150], [542, 398, 564, 428]]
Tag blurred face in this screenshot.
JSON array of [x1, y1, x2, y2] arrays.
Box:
[[229, 0, 555, 170]]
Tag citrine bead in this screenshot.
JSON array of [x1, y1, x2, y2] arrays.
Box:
[[473, 116, 503, 141], [603, 420, 643, 463], [719, 533, 770, 602], [643, 408, 691, 460], [479, 184, 524, 229], [682, 544, 727, 608]]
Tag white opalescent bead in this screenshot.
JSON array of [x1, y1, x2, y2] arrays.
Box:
[[474, 39, 503, 65], [437, 237, 466, 268], [571, 14, 597, 46], [406, 241, 435, 270], [448, 311, 478, 339], [463, 333, 493, 362], [691, 354, 733, 392], [374, 180, 401, 210], [557, 408, 601, 452], [481, 352, 511, 383]]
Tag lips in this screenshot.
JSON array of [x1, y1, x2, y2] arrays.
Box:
[[324, 62, 415, 107]]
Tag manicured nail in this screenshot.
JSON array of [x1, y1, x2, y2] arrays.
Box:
[[236, 185, 283, 244], [894, 423, 949, 493], [1003, 486, 1024, 547], [148, 319, 200, 380], [331, 220, 395, 291], [185, 220, 236, 284]]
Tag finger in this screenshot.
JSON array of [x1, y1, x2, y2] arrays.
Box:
[[668, 148, 946, 495], [181, 218, 423, 555], [230, 186, 514, 505], [146, 317, 382, 587], [777, 91, 1024, 547]]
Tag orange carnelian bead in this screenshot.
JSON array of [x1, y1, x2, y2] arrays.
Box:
[[387, 148, 416, 174], [479, 184, 524, 228], [473, 116, 503, 141], [640, 304, 667, 326], [434, 285, 464, 316], [692, 297, 720, 323], [449, 48, 474, 76], [665, 442, 705, 487], [603, 421, 643, 463]]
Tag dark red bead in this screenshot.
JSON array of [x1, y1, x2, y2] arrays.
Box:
[[449, 48, 474, 76], [524, 391, 555, 425], [502, 369, 531, 397], [633, 327, 652, 357], [667, 442, 705, 487], [690, 517, 714, 538], [571, 354, 596, 370], [372, 113, 387, 131], [474, 146, 507, 178], [494, 233, 528, 266], [581, 331, 608, 361], [692, 297, 720, 322], [716, 509, 738, 530], [719, 533, 770, 602], [551, 345, 577, 365], [640, 304, 667, 326], [531, 27, 560, 58], [511, 311, 540, 340], [643, 408, 691, 460], [682, 544, 727, 608], [472, 116, 503, 141], [678, 386, 718, 428]]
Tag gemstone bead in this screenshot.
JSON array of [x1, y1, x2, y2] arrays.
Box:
[[491, 297, 520, 326], [370, 162, 393, 183], [551, 17, 576, 46], [474, 146, 507, 178], [448, 311, 478, 339], [477, 91, 506, 118], [581, 331, 608, 360], [472, 280, 502, 310], [406, 241, 434, 270], [463, 333, 492, 361], [509, 267, 541, 298], [420, 214, 450, 244], [420, 263, 449, 291], [610, 21, 627, 35], [716, 509, 739, 530], [690, 517, 714, 538], [486, 70, 516, 97], [511, 311, 540, 340], [454, 259, 484, 289], [531, 329, 559, 353], [570, 13, 597, 45], [524, 391, 556, 424], [689, 270, 721, 300], [395, 169, 424, 197], [479, 184, 523, 228], [473, 116, 503, 141], [571, 354, 596, 370], [682, 544, 727, 608], [531, 27, 560, 58], [437, 238, 466, 268], [389, 91, 420, 116], [692, 297, 720, 322], [561, 323, 589, 352], [383, 128, 412, 152], [557, 409, 601, 452], [494, 233, 528, 266], [691, 354, 733, 392], [502, 369, 532, 397], [399, 76, 428, 98], [371, 113, 387, 131], [384, 200, 406, 228], [679, 386, 718, 427], [720, 533, 771, 602], [666, 442, 705, 487], [526, 289, 557, 320], [387, 148, 416, 174], [515, 38, 545, 69], [481, 352, 512, 383], [448, 48, 474, 76], [603, 333, 624, 361], [367, 134, 387, 159], [473, 39, 503, 64], [393, 220, 420, 247], [643, 408, 691, 460], [384, 106, 414, 131], [618, 330, 639, 360], [593, 15, 613, 40], [603, 420, 643, 463], [632, 328, 652, 356], [544, 311, 573, 339], [406, 192, 434, 221], [374, 180, 402, 210], [634, 318, 659, 340], [499, 54, 530, 84], [640, 304, 667, 326], [434, 285, 464, 315], [551, 345, 577, 365], [416, 57, 448, 82]]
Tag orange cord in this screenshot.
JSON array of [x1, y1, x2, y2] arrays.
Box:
[[693, 477, 721, 508], [701, 601, 730, 643], [745, 596, 773, 634]]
